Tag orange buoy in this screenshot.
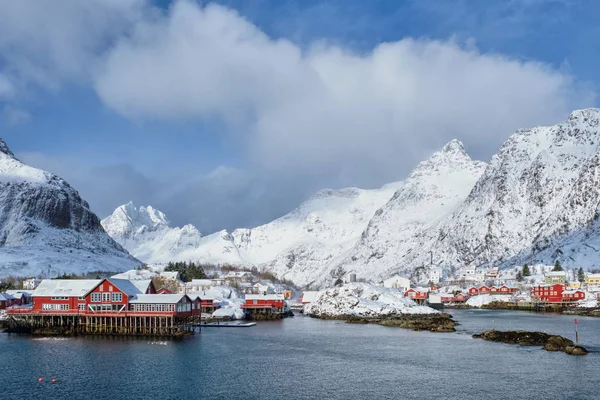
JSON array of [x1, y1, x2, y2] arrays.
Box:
[[51, 379, 57, 384], [38, 378, 44, 382]]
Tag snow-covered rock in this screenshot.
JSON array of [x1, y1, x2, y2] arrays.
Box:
[[466, 294, 513, 308], [0, 138, 140, 278], [304, 283, 437, 318]]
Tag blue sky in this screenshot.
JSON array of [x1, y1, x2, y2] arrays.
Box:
[[0, 0, 598, 232]]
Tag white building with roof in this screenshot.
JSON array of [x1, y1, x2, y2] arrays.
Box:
[[383, 275, 411, 292], [159, 271, 181, 281], [23, 278, 40, 290]]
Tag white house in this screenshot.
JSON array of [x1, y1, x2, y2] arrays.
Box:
[[253, 282, 273, 295], [159, 271, 181, 281], [457, 267, 485, 282], [383, 275, 411, 292], [23, 278, 40, 290], [428, 268, 442, 284]]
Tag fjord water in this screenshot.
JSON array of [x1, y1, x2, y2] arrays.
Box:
[[2, 310, 599, 400]]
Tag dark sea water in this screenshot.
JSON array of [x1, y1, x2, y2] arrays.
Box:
[[1, 310, 599, 400]]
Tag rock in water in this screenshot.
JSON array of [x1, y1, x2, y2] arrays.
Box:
[[473, 330, 588, 356]]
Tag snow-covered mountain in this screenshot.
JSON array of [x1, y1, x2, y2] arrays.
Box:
[[330, 139, 487, 281], [101, 202, 244, 265], [429, 108, 600, 270], [104, 139, 480, 287], [0, 138, 140, 278], [104, 109, 600, 288]]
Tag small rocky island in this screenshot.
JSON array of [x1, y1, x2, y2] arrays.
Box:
[[473, 330, 588, 355], [304, 283, 456, 332]]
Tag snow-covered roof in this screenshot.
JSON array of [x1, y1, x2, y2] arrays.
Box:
[[107, 278, 143, 296], [245, 294, 284, 301], [130, 294, 188, 304], [33, 279, 101, 297], [5, 290, 33, 295], [160, 271, 180, 279], [545, 271, 567, 277], [563, 290, 584, 295], [408, 287, 430, 292], [0, 293, 14, 301], [130, 279, 153, 293], [3, 291, 26, 299], [189, 279, 213, 286], [586, 273, 600, 279]]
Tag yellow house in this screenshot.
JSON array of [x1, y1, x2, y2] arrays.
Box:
[[544, 271, 567, 285], [584, 273, 600, 286], [568, 281, 581, 289]]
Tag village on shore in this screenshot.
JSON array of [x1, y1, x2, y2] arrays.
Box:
[[1, 261, 600, 337]]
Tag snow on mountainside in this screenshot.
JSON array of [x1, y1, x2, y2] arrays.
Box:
[[105, 139, 479, 287], [421, 109, 600, 271], [329, 139, 487, 282], [103, 184, 399, 273], [104, 109, 600, 288], [101, 203, 244, 265], [0, 138, 141, 278]]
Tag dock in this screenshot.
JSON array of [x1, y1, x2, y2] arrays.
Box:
[[200, 321, 256, 328]]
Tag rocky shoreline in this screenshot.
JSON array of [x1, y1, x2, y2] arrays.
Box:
[[448, 302, 600, 317], [472, 330, 588, 355], [310, 313, 456, 332]]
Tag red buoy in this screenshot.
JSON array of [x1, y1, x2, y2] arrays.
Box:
[[51, 379, 57, 384], [38, 378, 44, 382]]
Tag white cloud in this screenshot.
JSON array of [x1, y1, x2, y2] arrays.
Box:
[[3, 1, 599, 232], [0, 0, 146, 92], [94, 1, 595, 187]]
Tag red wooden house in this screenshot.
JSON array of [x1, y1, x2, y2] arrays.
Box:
[[440, 294, 455, 303], [467, 287, 479, 296], [478, 285, 490, 294], [242, 294, 285, 314], [454, 293, 468, 302], [562, 290, 585, 302], [0, 293, 16, 309], [489, 285, 518, 295], [157, 287, 172, 295], [26, 278, 201, 317], [31, 279, 102, 313], [404, 288, 429, 304], [129, 294, 198, 317], [531, 284, 564, 303], [84, 278, 142, 313]]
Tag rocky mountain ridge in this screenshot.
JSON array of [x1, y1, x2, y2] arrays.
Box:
[[0, 138, 141, 278], [103, 109, 600, 288]]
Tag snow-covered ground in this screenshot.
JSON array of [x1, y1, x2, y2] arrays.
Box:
[[466, 294, 514, 308], [304, 283, 437, 318]]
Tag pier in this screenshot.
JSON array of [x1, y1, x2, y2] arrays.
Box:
[[6, 310, 202, 338]]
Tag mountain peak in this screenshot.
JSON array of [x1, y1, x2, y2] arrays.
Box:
[[441, 139, 466, 156], [0, 138, 15, 158], [567, 108, 600, 126]]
